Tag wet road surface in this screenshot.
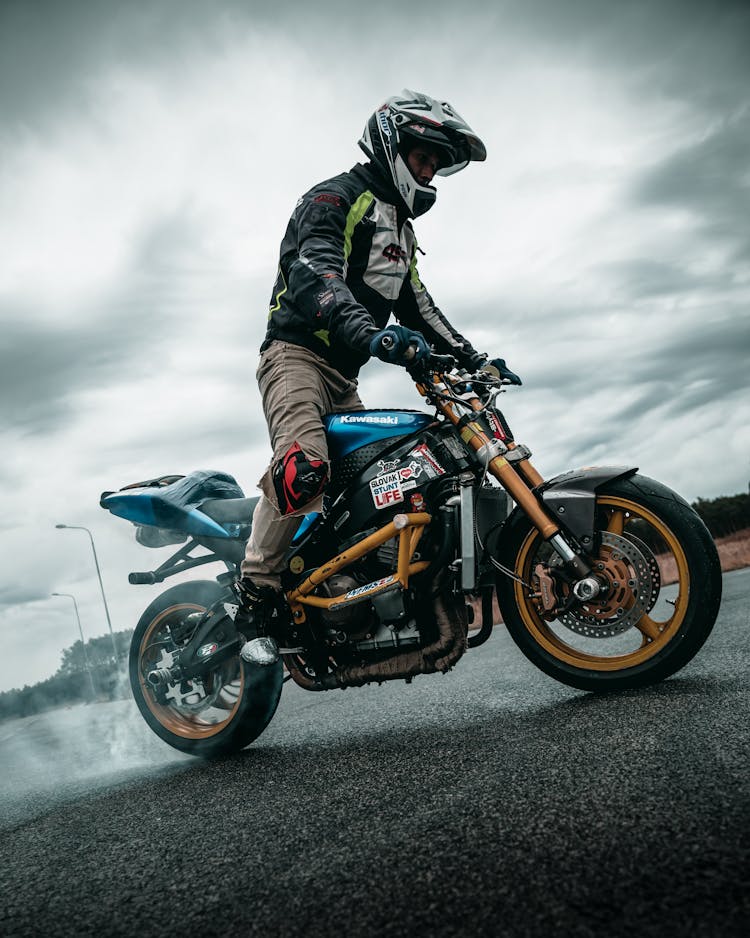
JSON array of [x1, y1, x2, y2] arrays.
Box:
[[1, 569, 748, 936]]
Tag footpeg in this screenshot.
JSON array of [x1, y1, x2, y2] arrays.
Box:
[[240, 636, 279, 666]]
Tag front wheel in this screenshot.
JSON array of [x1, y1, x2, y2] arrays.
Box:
[[129, 580, 283, 757], [495, 474, 722, 692]]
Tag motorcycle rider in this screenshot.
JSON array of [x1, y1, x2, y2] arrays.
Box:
[[236, 90, 521, 665]]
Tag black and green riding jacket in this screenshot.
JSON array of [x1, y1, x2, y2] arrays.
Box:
[[261, 162, 482, 378]]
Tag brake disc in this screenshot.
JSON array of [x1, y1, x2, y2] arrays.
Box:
[[620, 530, 661, 611], [558, 531, 660, 639]]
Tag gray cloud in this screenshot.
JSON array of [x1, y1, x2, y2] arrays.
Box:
[[0, 206, 226, 435], [600, 259, 727, 302], [1, 302, 158, 435], [0, 0, 375, 134], [0, 582, 50, 608], [634, 312, 748, 397], [5, 1, 745, 120], [512, 0, 750, 112], [459, 280, 748, 434], [595, 311, 748, 434], [631, 112, 750, 261], [0, 0, 239, 132]]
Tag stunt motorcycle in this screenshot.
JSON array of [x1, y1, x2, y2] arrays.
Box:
[[101, 351, 722, 757]]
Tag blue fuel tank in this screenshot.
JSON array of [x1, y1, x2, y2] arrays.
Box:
[[324, 410, 433, 460]]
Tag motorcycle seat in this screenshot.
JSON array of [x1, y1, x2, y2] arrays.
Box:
[[200, 496, 259, 525]]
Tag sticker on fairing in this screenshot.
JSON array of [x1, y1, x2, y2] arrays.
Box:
[[487, 412, 507, 440], [369, 471, 404, 509], [398, 461, 423, 482], [377, 458, 400, 474], [374, 459, 424, 484], [409, 443, 446, 478]]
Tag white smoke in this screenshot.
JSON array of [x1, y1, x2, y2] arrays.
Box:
[[0, 697, 191, 830]]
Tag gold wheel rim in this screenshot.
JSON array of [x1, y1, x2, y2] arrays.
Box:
[[513, 495, 690, 671], [139, 603, 244, 739]]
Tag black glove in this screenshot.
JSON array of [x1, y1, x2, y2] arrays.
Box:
[[481, 357, 523, 385], [369, 326, 430, 365]]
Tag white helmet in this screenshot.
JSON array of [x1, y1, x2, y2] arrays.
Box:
[[358, 89, 486, 217]]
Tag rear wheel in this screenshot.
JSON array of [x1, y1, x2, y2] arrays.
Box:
[[495, 474, 722, 692], [129, 580, 283, 757]]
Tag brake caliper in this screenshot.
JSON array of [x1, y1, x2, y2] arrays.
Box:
[[532, 563, 560, 619]]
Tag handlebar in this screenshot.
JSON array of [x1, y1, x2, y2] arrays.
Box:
[[379, 335, 514, 389], [422, 352, 458, 371], [404, 349, 458, 379], [379, 334, 458, 370]]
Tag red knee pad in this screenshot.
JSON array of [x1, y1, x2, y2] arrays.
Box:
[[272, 442, 328, 515]]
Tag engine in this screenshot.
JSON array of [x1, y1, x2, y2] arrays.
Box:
[[318, 574, 372, 634], [317, 569, 423, 653]]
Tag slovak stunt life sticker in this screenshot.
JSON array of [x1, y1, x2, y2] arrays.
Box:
[[369, 444, 447, 509], [369, 471, 405, 509]]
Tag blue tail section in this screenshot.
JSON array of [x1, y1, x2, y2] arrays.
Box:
[[101, 491, 233, 538], [100, 470, 245, 538]]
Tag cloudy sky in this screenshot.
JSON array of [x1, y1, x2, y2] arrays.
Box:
[[1, 0, 748, 691]]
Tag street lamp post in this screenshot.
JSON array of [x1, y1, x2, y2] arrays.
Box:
[[55, 524, 119, 660], [51, 592, 97, 700]]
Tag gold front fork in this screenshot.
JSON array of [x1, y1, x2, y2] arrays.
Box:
[[418, 377, 594, 577], [417, 380, 560, 541]]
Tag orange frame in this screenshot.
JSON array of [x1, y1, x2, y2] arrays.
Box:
[[286, 512, 432, 624]]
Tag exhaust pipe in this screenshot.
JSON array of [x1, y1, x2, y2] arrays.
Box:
[[147, 666, 181, 687]]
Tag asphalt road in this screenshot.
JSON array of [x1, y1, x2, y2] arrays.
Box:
[[2, 568, 749, 937]]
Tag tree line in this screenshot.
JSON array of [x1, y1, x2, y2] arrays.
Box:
[[691, 492, 750, 538], [0, 630, 133, 723]]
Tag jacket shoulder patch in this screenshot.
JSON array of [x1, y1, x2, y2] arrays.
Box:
[[313, 193, 343, 207]]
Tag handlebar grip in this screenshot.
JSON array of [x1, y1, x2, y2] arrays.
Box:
[[379, 334, 416, 361]]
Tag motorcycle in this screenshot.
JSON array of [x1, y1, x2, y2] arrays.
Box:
[[101, 352, 722, 757]]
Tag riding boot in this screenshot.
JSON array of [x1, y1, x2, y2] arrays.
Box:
[[233, 576, 279, 666]]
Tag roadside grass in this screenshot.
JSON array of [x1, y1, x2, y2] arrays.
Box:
[[657, 527, 750, 585]]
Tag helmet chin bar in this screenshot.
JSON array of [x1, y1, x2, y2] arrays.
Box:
[[394, 153, 436, 218]]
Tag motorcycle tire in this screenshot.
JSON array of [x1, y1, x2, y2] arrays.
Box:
[[495, 474, 722, 692], [129, 580, 283, 757]]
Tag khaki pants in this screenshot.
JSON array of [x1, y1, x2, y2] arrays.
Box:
[[241, 341, 364, 587]]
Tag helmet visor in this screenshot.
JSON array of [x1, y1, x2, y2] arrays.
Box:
[[399, 122, 485, 176]]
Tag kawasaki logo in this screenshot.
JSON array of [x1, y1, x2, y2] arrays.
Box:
[[340, 414, 399, 425]]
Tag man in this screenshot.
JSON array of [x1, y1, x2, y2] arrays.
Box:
[[236, 90, 521, 665]]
